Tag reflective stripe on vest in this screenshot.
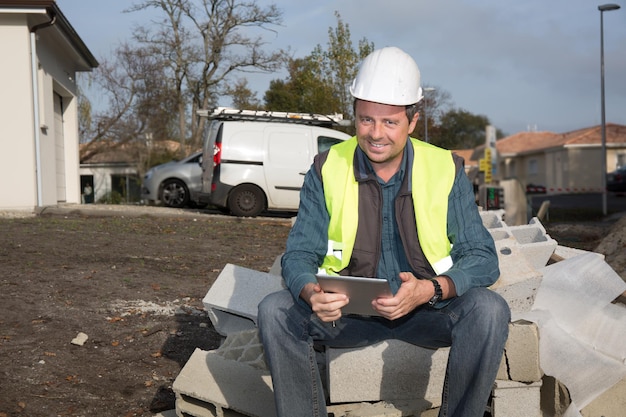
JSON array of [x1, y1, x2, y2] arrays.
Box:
[[320, 137, 455, 275]]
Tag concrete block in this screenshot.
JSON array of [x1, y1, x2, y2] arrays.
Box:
[[507, 219, 557, 269], [215, 328, 268, 371], [268, 254, 283, 276], [493, 274, 542, 321], [326, 340, 449, 405], [203, 263, 285, 336], [581, 376, 626, 417], [490, 232, 543, 319], [496, 354, 508, 382], [480, 209, 506, 229], [503, 321, 542, 382], [540, 376, 571, 417], [173, 330, 275, 417], [327, 320, 541, 403], [491, 235, 543, 288], [491, 380, 542, 417]]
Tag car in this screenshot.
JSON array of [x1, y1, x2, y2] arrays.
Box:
[[607, 166, 626, 193], [526, 183, 547, 194], [141, 152, 204, 208]]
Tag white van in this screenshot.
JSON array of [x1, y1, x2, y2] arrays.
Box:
[[194, 108, 351, 217]]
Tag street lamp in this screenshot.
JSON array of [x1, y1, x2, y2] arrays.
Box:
[[423, 87, 435, 143], [598, 3, 620, 216]]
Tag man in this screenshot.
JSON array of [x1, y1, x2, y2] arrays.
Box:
[[258, 46, 510, 417]]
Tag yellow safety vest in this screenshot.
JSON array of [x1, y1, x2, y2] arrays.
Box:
[[320, 137, 455, 275]]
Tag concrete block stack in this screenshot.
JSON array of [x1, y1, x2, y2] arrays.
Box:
[[479, 212, 559, 320], [324, 320, 543, 415], [172, 329, 274, 417], [170, 214, 620, 417]]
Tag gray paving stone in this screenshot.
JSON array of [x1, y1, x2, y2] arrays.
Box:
[[203, 264, 285, 336]]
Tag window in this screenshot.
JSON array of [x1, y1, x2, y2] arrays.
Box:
[[317, 136, 345, 154], [111, 174, 141, 203]]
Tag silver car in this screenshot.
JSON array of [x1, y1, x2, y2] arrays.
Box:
[[141, 152, 204, 208]]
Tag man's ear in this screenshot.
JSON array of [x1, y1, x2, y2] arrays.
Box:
[[408, 112, 420, 134]]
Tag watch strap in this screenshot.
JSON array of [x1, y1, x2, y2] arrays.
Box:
[[428, 278, 443, 306]]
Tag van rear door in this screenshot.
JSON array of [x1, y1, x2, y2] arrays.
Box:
[[198, 121, 222, 202]]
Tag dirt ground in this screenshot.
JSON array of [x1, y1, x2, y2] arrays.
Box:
[[0, 205, 292, 417], [0, 204, 624, 417]]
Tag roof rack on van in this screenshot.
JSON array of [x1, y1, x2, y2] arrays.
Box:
[[197, 107, 351, 127]]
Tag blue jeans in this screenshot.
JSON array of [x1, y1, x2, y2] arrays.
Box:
[[257, 287, 510, 417]]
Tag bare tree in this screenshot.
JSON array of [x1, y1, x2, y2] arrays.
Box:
[[79, 45, 142, 162], [78, 42, 178, 169], [127, 0, 287, 154], [413, 87, 453, 142]]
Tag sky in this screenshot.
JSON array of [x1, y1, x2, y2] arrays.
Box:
[[57, 0, 626, 136]]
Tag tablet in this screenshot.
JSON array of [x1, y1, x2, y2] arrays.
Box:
[[315, 274, 393, 317]]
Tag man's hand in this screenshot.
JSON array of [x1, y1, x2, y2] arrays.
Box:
[[300, 282, 349, 322], [372, 272, 456, 320]]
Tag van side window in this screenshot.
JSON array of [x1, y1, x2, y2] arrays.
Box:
[[318, 136, 345, 154]]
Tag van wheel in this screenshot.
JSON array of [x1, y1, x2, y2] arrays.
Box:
[[161, 179, 189, 208], [228, 184, 265, 217]]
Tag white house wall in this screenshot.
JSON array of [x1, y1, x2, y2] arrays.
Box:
[[0, 11, 83, 211], [36, 26, 81, 206], [565, 147, 603, 193], [499, 146, 612, 195], [524, 154, 543, 186], [545, 149, 567, 192], [0, 14, 38, 210]]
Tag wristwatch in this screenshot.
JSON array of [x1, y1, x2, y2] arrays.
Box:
[[427, 278, 442, 306]]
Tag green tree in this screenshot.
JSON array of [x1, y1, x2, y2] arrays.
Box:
[[310, 12, 374, 118], [263, 12, 373, 120], [434, 109, 495, 150], [264, 78, 297, 111], [264, 57, 340, 114], [225, 78, 262, 110]]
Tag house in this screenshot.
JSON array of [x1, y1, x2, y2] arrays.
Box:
[[78, 140, 189, 204], [79, 144, 142, 204], [0, 0, 98, 212], [494, 124, 626, 193]]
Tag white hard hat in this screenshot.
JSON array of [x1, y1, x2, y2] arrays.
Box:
[[349, 46, 423, 106]]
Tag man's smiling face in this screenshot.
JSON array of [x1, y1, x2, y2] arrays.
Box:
[[355, 99, 418, 179]]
